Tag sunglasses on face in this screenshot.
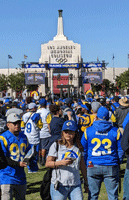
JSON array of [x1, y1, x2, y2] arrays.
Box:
[[10, 121, 21, 125], [63, 130, 75, 134]]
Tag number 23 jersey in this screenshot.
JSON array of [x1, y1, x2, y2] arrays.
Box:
[[0, 130, 28, 185], [81, 120, 124, 166]]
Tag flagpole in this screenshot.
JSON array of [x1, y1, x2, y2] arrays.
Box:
[[8, 57, 9, 76], [24, 55, 28, 73]]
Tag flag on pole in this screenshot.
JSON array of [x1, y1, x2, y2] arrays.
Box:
[[24, 55, 28, 59], [112, 54, 115, 60], [97, 56, 99, 62], [128, 54, 129, 59], [8, 55, 12, 59]]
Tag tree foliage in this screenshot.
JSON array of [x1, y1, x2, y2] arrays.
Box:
[[0, 74, 8, 92], [8, 72, 39, 93], [91, 83, 102, 94], [115, 69, 129, 89], [91, 79, 118, 97], [8, 72, 25, 92]]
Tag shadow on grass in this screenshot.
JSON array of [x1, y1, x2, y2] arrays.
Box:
[[122, 159, 127, 164], [38, 167, 47, 172], [120, 168, 125, 178], [26, 180, 43, 195], [26, 187, 40, 195], [27, 180, 43, 187]]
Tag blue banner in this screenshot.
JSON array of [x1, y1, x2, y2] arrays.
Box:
[[24, 64, 45, 68], [82, 63, 102, 68], [48, 63, 79, 68]]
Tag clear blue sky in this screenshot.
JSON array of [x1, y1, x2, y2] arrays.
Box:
[[0, 0, 129, 69]]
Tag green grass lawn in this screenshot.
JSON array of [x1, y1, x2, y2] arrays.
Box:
[[24, 159, 126, 200]]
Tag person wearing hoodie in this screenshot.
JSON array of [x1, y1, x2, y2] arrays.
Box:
[[81, 106, 124, 200]]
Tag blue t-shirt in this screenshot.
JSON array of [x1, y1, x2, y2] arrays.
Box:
[[0, 130, 28, 185], [50, 117, 65, 138]]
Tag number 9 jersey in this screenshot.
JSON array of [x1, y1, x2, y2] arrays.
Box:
[[81, 120, 124, 166], [0, 130, 28, 185]]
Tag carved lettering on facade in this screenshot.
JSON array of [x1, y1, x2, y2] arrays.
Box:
[[47, 46, 75, 59]]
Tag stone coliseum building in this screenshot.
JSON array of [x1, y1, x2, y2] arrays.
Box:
[[0, 10, 128, 98]]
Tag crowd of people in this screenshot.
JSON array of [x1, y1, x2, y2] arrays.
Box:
[[0, 92, 129, 200]]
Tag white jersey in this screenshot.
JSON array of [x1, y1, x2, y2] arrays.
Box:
[[36, 108, 52, 138], [22, 112, 41, 144]]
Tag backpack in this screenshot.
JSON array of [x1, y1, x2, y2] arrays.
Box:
[[40, 141, 59, 200]]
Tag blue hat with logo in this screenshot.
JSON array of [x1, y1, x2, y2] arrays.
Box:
[[97, 106, 109, 120], [62, 120, 78, 131], [39, 98, 47, 106]]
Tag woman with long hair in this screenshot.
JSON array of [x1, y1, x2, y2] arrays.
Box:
[[45, 120, 88, 200]]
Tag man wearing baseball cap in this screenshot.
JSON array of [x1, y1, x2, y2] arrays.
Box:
[[81, 106, 124, 200], [21, 102, 43, 173], [0, 113, 28, 200], [36, 98, 52, 165]]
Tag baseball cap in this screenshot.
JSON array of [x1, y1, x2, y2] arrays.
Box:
[[97, 106, 109, 120], [7, 113, 21, 122], [28, 103, 37, 110], [4, 99, 10, 103], [62, 120, 78, 131], [39, 98, 47, 106]]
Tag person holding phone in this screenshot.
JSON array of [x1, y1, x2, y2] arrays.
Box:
[[45, 120, 88, 200]]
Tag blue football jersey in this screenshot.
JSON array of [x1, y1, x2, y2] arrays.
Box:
[[81, 120, 124, 166], [0, 130, 28, 185]]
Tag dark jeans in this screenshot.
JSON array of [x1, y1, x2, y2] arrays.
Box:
[[123, 168, 129, 200]]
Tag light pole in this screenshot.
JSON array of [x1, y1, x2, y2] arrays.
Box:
[[69, 73, 73, 97], [112, 54, 115, 81]]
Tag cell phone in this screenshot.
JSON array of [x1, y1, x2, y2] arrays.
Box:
[[67, 157, 76, 161], [54, 181, 59, 190]]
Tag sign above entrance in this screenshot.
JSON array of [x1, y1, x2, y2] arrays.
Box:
[[48, 63, 79, 68], [24, 64, 45, 68]]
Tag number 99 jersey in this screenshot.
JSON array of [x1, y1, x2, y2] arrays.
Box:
[[0, 130, 28, 185], [81, 121, 124, 166]]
